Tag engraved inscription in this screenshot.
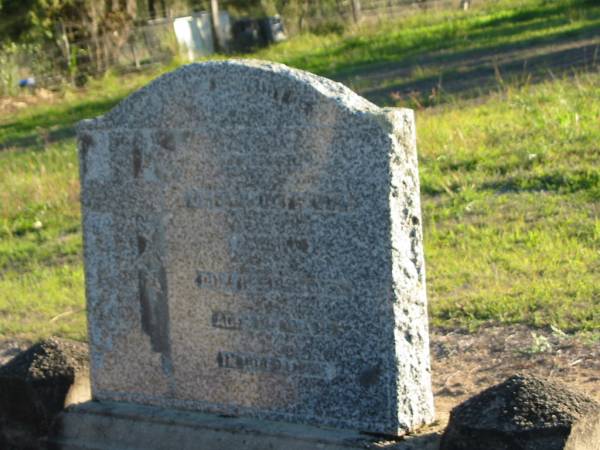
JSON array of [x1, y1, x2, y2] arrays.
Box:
[[207, 292, 342, 321], [185, 189, 353, 213], [132, 144, 142, 178], [155, 130, 176, 152], [211, 311, 241, 330], [212, 310, 346, 336], [196, 270, 350, 296], [245, 77, 315, 114], [216, 351, 336, 380], [229, 234, 310, 258]]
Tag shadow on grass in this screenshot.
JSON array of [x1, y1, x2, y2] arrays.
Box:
[[361, 33, 600, 105], [481, 170, 599, 194], [337, 20, 599, 83], [315, 0, 600, 105], [421, 170, 599, 197], [323, 12, 584, 81], [0, 96, 121, 150]]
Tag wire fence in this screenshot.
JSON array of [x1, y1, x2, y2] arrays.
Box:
[[0, 0, 476, 95], [0, 20, 177, 95]]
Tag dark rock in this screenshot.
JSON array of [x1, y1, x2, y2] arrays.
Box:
[[0, 338, 90, 450], [440, 374, 600, 450]]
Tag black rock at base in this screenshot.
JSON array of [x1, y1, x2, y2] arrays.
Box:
[[440, 374, 600, 450], [0, 338, 89, 450]]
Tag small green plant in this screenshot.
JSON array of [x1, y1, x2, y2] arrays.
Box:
[[519, 332, 553, 354], [550, 325, 568, 339], [0, 42, 20, 96]]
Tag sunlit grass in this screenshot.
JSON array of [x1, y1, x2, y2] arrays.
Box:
[[419, 72, 600, 332], [254, 0, 600, 94], [0, 0, 598, 341], [0, 264, 86, 340]]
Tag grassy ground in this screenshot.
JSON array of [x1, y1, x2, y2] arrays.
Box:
[[255, 0, 600, 104], [419, 74, 599, 332], [0, 0, 598, 341]]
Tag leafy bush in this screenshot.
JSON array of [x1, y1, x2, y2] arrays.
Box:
[[0, 42, 57, 95]]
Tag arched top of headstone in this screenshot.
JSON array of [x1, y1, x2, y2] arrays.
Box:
[[78, 60, 382, 131]]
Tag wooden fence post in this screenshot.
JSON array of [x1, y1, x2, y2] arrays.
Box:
[[351, 0, 362, 23], [210, 0, 222, 52]]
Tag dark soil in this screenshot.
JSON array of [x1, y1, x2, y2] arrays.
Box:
[[430, 325, 600, 431]]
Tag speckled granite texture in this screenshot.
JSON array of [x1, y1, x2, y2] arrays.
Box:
[[77, 60, 434, 435]]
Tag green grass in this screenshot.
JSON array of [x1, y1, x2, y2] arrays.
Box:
[[254, 0, 600, 103], [0, 140, 83, 339], [0, 0, 598, 341], [257, 0, 599, 72], [418, 74, 599, 332]]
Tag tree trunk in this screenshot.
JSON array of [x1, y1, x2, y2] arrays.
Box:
[[126, 0, 137, 18], [148, 0, 157, 19], [351, 0, 361, 23], [210, 0, 221, 52], [87, 0, 103, 73], [56, 20, 72, 81]]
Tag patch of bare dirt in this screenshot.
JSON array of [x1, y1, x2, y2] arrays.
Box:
[[0, 340, 30, 367], [430, 325, 600, 429], [0, 89, 57, 117]]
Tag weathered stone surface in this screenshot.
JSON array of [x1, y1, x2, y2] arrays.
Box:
[[0, 338, 90, 450], [440, 374, 600, 450], [77, 59, 433, 434]]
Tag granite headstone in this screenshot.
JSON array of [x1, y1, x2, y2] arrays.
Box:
[[78, 60, 433, 435]]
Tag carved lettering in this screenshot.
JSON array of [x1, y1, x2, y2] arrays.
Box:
[[229, 234, 310, 257], [184, 189, 353, 214], [211, 310, 347, 336], [216, 351, 336, 380], [211, 311, 241, 330], [196, 270, 350, 296]]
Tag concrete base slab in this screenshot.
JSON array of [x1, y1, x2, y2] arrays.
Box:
[[48, 401, 440, 450]]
